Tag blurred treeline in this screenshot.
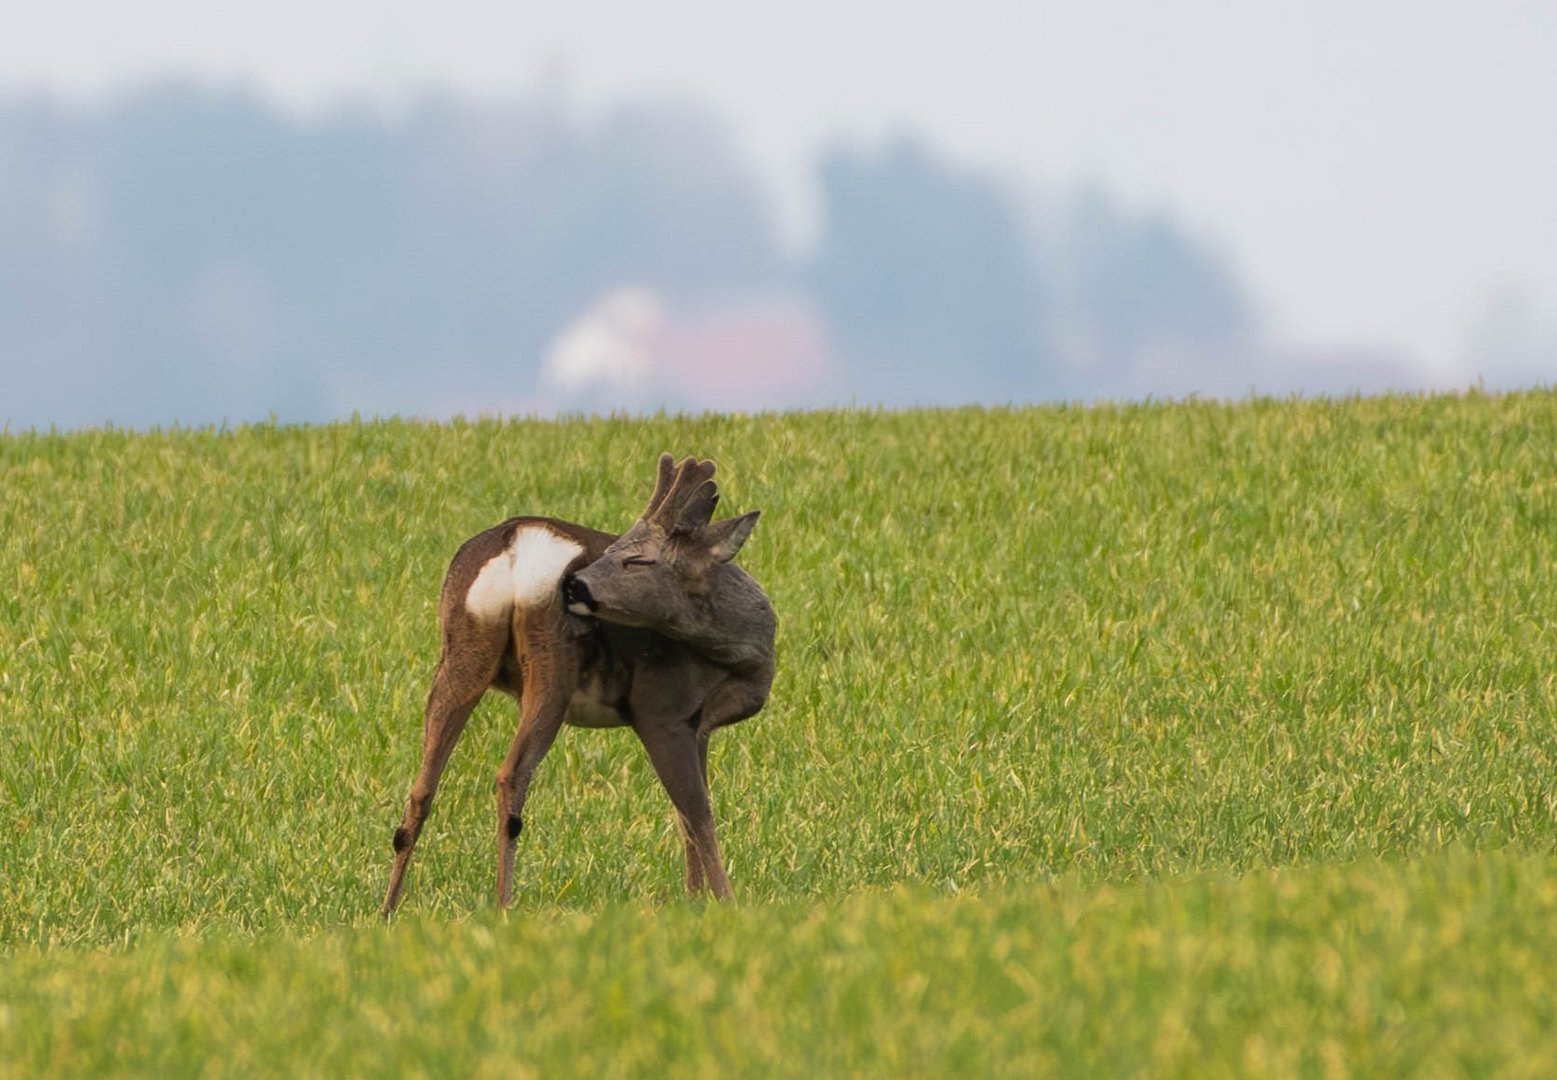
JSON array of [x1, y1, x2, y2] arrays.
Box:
[[0, 85, 1257, 428]]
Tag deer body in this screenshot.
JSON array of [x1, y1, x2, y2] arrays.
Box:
[[381, 457, 775, 917]]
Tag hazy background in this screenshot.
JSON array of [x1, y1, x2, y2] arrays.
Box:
[[3, 1, 1554, 429]]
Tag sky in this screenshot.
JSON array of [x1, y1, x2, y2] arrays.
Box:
[[5, 0, 1556, 383]]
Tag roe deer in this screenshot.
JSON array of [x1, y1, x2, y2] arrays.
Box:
[[381, 454, 776, 916]]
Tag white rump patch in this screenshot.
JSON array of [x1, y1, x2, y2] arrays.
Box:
[[465, 526, 584, 620]]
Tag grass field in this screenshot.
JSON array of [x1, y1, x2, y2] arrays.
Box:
[[3, 391, 1557, 1073]]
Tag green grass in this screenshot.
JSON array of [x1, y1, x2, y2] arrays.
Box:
[[4, 850, 1557, 1076], [3, 390, 1557, 1072]]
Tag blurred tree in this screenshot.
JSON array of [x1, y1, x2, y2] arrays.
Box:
[[1056, 186, 1258, 377], [0, 85, 785, 427], [809, 138, 1050, 405]]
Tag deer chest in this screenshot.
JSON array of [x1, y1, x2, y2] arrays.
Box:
[[564, 673, 628, 729]]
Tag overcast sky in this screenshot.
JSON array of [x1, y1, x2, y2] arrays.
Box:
[[7, 0, 1555, 381]]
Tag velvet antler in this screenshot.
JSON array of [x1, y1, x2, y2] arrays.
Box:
[[640, 454, 719, 531]]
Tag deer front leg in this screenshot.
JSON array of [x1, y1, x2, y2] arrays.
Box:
[[669, 667, 775, 898], [659, 731, 714, 895], [637, 720, 731, 900], [494, 658, 573, 908], [678, 733, 712, 895], [382, 649, 496, 919], [693, 663, 774, 740]]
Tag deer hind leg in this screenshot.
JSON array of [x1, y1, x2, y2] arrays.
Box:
[[494, 635, 576, 908], [638, 721, 732, 900], [382, 621, 504, 919]]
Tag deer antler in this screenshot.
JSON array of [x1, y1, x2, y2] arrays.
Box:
[[641, 454, 719, 531], [642, 453, 679, 520]]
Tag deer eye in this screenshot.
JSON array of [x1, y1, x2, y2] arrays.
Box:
[[622, 554, 657, 568]]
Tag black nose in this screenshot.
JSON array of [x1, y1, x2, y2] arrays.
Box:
[[563, 573, 596, 612]]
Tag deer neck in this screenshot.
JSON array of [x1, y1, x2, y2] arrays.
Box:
[[675, 564, 775, 670]]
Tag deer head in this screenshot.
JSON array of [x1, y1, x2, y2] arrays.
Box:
[[564, 454, 761, 641]]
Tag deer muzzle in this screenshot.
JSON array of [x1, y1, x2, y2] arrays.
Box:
[[563, 573, 597, 615]]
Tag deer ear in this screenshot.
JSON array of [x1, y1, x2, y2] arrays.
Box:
[[701, 510, 760, 563]]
